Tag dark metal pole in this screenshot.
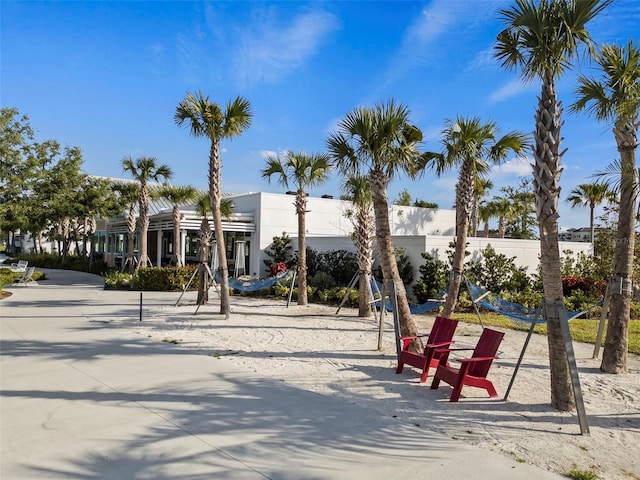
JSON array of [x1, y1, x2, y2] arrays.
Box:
[[139, 292, 143, 322]]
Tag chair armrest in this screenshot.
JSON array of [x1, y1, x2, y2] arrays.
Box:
[[425, 340, 455, 349], [399, 334, 430, 341], [459, 356, 499, 364], [434, 347, 473, 354]]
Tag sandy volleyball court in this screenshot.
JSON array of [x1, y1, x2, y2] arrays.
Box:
[[115, 293, 640, 480]]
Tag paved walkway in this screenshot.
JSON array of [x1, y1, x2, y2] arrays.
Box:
[[0, 269, 563, 479]]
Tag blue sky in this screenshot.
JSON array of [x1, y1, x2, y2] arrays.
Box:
[[2, 0, 638, 229]]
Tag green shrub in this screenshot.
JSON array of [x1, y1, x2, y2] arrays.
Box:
[[309, 271, 336, 290], [306, 249, 358, 286], [8, 252, 109, 275], [413, 252, 448, 303], [104, 271, 134, 289], [263, 233, 294, 275], [501, 289, 543, 309], [132, 266, 198, 291], [103, 266, 197, 291], [467, 244, 531, 293], [0, 269, 16, 289]]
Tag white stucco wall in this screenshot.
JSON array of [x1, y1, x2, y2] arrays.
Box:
[[395, 235, 593, 280], [229, 192, 593, 280]]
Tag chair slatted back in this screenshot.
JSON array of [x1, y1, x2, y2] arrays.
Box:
[[468, 328, 504, 378], [430, 316, 459, 347]]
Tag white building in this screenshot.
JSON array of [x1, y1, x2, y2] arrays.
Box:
[[102, 191, 592, 283]]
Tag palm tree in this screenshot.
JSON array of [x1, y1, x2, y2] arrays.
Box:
[[571, 40, 640, 373], [193, 193, 235, 306], [471, 178, 493, 237], [262, 151, 331, 305], [194, 192, 213, 306], [121, 156, 172, 268], [426, 116, 528, 317], [111, 181, 140, 273], [342, 174, 375, 317], [175, 92, 252, 318], [327, 100, 424, 350], [478, 200, 496, 238], [158, 184, 199, 266], [566, 183, 612, 246], [496, 0, 611, 410], [492, 196, 518, 239]]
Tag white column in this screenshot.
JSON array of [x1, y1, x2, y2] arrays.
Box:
[[180, 229, 187, 265], [156, 231, 162, 267]]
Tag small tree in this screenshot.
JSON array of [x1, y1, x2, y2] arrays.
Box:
[[263, 232, 294, 275], [413, 252, 448, 303]]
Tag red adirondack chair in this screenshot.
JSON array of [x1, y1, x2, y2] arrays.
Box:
[[396, 316, 459, 383], [430, 327, 505, 402]]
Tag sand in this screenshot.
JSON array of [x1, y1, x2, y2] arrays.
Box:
[[115, 293, 640, 480]]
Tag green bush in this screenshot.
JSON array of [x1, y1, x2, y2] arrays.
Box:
[[103, 271, 134, 289], [309, 271, 336, 290], [272, 280, 291, 298], [466, 244, 530, 293], [132, 266, 198, 291], [0, 269, 16, 289], [306, 249, 358, 286], [103, 266, 197, 291], [413, 252, 448, 303], [7, 252, 109, 275]]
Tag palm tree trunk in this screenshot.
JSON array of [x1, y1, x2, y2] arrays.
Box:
[[209, 139, 231, 318], [82, 217, 89, 259], [127, 207, 136, 274], [139, 182, 150, 268], [589, 204, 595, 247], [533, 73, 573, 411], [296, 190, 308, 305], [443, 163, 473, 317], [197, 218, 211, 306], [369, 170, 421, 351], [498, 217, 506, 238], [601, 120, 637, 373], [356, 207, 374, 317], [88, 217, 96, 268]]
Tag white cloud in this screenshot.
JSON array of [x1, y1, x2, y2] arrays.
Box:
[[488, 79, 536, 104], [234, 9, 339, 86], [176, 31, 207, 83], [259, 148, 291, 159], [492, 156, 533, 176], [467, 45, 496, 72], [379, 0, 501, 90]]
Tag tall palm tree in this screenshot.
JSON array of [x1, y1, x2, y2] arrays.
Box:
[[566, 183, 612, 246], [571, 40, 640, 373], [342, 174, 375, 317], [175, 92, 252, 318], [121, 156, 172, 268], [426, 116, 528, 317], [471, 178, 494, 237], [158, 184, 199, 266], [478, 199, 496, 238], [194, 192, 213, 306], [496, 0, 611, 410], [492, 196, 518, 239], [262, 151, 331, 305], [193, 193, 235, 306], [327, 100, 424, 350], [111, 181, 140, 273]]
